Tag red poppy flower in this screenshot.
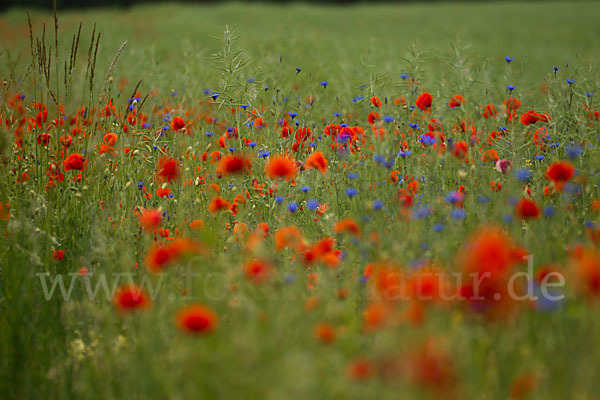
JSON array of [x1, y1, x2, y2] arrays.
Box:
[[483, 104, 498, 119], [304, 151, 328, 173], [448, 94, 465, 108], [314, 323, 336, 344], [139, 208, 162, 232], [334, 218, 361, 237], [452, 141, 468, 159], [208, 196, 230, 214], [243, 259, 273, 284], [520, 110, 550, 125], [367, 112, 380, 125], [175, 304, 218, 334], [113, 285, 150, 312], [545, 161, 575, 191], [156, 188, 172, 198], [265, 155, 296, 180], [63, 153, 87, 171], [515, 198, 540, 219], [103, 132, 118, 146], [370, 96, 382, 108], [156, 157, 180, 182], [52, 250, 65, 261], [218, 154, 252, 175], [416, 92, 433, 111], [171, 116, 185, 131]]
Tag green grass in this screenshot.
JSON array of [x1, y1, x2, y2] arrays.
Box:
[[1, 2, 600, 399]]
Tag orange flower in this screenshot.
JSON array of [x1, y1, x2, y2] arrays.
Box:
[[156, 157, 180, 182], [63, 153, 87, 171], [515, 198, 540, 219], [334, 218, 361, 237], [274, 225, 305, 251], [138, 208, 162, 232], [314, 323, 336, 344], [189, 219, 205, 230], [208, 196, 230, 214], [218, 154, 252, 175], [103, 132, 118, 146], [545, 161, 575, 191], [175, 304, 218, 334], [304, 151, 328, 173], [265, 155, 296, 179], [113, 285, 150, 312], [570, 247, 600, 299]]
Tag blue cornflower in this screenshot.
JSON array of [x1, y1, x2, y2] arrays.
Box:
[[445, 191, 463, 204], [515, 169, 532, 181], [477, 196, 491, 203], [535, 155, 545, 161], [300, 186, 311, 193], [296, 67, 301, 74], [400, 74, 409, 79], [258, 150, 270, 158], [373, 154, 385, 164], [413, 207, 432, 219], [397, 150, 412, 158], [586, 92, 594, 97], [352, 95, 365, 103], [247, 77, 256, 83], [409, 123, 419, 130], [450, 209, 466, 220], [505, 56, 514, 64], [373, 200, 383, 210], [240, 104, 249, 110], [433, 224, 445, 232], [566, 145, 582, 159], [419, 134, 436, 146], [507, 84, 516, 91], [210, 92, 220, 100], [137, 182, 145, 189], [347, 173, 358, 179], [333, 112, 342, 117], [287, 202, 298, 212], [288, 111, 298, 119], [502, 214, 514, 224], [275, 196, 284, 204], [320, 81, 328, 88], [307, 199, 319, 210], [567, 78, 576, 85], [345, 188, 358, 198], [228, 147, 236, 152], [544, 205, 555, 218], [383, 115, 394, 123], [553, 66, 559, 73], [247, 142, 257, 148]]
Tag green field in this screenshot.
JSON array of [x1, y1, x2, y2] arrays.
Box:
[[1, 2, 600, 399]]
